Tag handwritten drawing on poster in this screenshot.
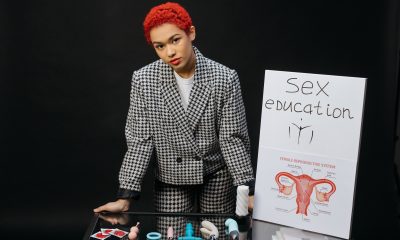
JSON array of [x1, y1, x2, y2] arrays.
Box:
[[253, 70, 366, 239]]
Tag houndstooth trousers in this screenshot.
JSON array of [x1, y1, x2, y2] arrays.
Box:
[[154, 166, 235, 239]]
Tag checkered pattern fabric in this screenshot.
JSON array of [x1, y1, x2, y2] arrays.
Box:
[[118, 46, 254, 192], [154, 167, 235, 239]]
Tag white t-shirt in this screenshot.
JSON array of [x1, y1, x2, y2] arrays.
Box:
[[174, 71, 194, 111]]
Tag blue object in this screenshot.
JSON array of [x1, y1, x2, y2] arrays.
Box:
[[177, 223, 202, 240], [225, 218, 239, 240], [147, 231, 162, 240]]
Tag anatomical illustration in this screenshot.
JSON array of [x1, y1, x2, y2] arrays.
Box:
[[289, 118, 314, 144], [275, 172, 336, 216]]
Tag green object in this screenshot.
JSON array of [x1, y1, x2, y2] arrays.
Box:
[[147, 232, 161, 240], [225, 218, 239, 240]]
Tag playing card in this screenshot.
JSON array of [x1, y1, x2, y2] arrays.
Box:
[[90, 231, 110, 239], [109, 228, 128, 238], [101, 228, 114, 235]]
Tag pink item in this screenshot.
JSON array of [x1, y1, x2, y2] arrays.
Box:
[[167, 226, 174, 239]]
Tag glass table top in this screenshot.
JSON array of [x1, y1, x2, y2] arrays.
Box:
[[83, 212, 345, 240]]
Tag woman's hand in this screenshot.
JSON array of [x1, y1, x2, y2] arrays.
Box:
[[93, 199, 131, 213]]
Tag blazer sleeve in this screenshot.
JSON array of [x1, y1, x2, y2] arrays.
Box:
[[219, 70, 255, 186], [118, 71, 154, 194]]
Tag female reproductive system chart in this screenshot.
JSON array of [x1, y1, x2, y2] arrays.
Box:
[[274, 167, 336, 219], [253, 70, 365, 239], [253, 147, 355, 239]]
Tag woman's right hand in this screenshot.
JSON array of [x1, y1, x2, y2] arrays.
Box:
[[93, 199, 131, 213]]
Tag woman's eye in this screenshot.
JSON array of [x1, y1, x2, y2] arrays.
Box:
[[172, 38, 181, 44], [154, 44, 164, 50]]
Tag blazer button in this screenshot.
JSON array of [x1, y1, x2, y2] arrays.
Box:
[[195, 156, 201, 161], [176, 157, 182, 163]]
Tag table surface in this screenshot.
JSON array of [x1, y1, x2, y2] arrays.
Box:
[[83, 212, 344, 240]]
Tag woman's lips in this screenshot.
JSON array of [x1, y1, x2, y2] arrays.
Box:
[[170, 58, 181, 65]]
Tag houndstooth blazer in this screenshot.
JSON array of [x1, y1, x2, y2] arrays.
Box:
[[118, 47, 254, 193]]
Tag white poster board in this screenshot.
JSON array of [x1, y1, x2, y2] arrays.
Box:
[[253, 70, 366, 239]]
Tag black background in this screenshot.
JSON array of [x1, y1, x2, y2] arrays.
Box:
[[1, 0, 400, 239]]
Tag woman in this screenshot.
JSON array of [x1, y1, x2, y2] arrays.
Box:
[[94, 2, 255, 238]]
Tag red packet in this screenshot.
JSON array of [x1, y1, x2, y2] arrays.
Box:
[[101, 228, 114, 235], [90, 231, 110, 239], [110, 228, 128, 238]]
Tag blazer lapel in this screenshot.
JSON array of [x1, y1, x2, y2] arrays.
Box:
[[186, 47, 211, 132], [159, 60, 200, 155]]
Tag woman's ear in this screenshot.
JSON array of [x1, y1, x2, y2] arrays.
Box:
[[188, 25, 196, 41]]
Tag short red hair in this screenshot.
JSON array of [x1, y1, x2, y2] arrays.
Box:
[[143, 2, 193, 44]]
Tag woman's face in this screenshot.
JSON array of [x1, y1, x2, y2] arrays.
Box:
[[149, 23, 196, 78]]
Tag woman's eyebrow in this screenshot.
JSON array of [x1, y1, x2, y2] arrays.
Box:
[[152, 34, 181, 45]]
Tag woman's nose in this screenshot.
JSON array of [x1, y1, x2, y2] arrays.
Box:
[[166, 45, 176, 58]]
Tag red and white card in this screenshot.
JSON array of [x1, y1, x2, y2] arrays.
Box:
[[91, 228, 128, 239], [109, 228, 128, 238], [100, 228, 115, 235], [90, 231, 110, 239]]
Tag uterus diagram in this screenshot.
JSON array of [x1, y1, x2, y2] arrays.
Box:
[[275, 172, 336, 216]]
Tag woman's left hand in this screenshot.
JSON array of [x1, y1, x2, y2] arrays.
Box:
[[248, 195, 254, 213]]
